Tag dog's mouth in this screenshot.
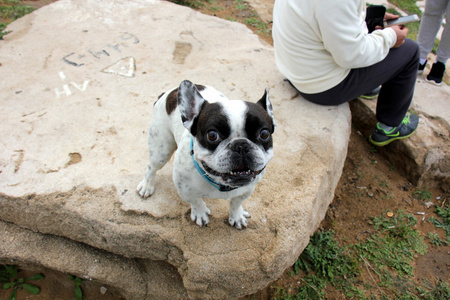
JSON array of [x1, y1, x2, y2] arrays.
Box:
[[201, 162, 265, 183]]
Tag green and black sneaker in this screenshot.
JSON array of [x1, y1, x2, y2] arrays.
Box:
[[369, 114, 419, 147], [359, 86, 381, 100]]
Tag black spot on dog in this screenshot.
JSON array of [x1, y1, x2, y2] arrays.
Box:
[[165, 89, 179, 115], [195, 84, 206, 92], [195, 102, 231, 152]]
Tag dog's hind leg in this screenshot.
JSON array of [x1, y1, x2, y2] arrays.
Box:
[[137, 125, 176, 198]]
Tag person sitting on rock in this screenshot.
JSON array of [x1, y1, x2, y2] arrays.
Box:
[[272, 0, 420, 147]]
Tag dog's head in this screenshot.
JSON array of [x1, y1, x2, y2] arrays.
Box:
[[178, 80, 275, 188]]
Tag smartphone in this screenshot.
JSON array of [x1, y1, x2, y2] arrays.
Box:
[[385, 14, 420, 27]]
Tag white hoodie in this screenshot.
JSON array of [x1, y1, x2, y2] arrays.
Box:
[[272, 0, 397, 93]]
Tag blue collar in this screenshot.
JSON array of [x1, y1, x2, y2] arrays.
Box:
[[190, 137, 237, 192]]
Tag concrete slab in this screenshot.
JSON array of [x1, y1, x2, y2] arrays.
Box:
[[0, 0, 350, 298]]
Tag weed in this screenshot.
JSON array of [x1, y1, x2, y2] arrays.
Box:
[[0, 0, 34, 20], [380, 180, 390, 189], [417, 279, 450, 300], [244, 17, 266, 29], [0, 22, 10, 39], [209, 5, 224, 12], [413, 187, 432, 201], [428, 205, 450, 236], [244, 17, 270, 36], [381, 193, 393, 200], [293, 231, 360, 298], [69, 275, 83, 300], [170, 0, 204, 9], [278, 210, 432, 299], [354, 211, 427, 297], [0, 265, 45, 299], [387, 0, 422, 16], [232, 0, 247, 11], [426, 232, 448, 247], [235, 4, 247, 11], [0, 0, 35, 39]]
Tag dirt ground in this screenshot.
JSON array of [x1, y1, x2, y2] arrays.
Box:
[[1, 1, 449, 299]]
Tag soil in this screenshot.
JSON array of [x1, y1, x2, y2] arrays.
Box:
[[1, 1, 449, 300]]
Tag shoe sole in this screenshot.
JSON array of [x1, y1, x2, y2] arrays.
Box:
[[359, 95, 378, 100], [425, 78, 442, 86], [369, 130, 416, 147]]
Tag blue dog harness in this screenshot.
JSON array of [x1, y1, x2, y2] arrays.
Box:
[[190, 137, 237, 192]]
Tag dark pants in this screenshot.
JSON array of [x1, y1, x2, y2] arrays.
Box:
[[296, 39, 420, 127]]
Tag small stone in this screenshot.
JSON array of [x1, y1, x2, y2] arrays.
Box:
[[100, 286, 108, 294]]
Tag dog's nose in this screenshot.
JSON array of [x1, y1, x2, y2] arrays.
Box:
[[232, 140, 250, 155]]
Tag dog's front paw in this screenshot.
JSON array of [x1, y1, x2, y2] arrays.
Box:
[[228, 209, 251, 230], [191, 206, 211, 227], [136, 179, 155, 198]]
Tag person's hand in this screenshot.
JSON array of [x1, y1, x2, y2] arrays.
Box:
[[390, 24, 408, 48], [384, 12, 399, 21], [374, 13, 400, 30]]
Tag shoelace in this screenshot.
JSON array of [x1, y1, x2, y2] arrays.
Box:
[[401, 114, 411, 126]]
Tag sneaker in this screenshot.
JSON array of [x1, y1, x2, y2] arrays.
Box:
[[418, 60, 427, 74], [425, 61, 445, 86], [369, 114, 419, 147], [359, 86, 381, 100]]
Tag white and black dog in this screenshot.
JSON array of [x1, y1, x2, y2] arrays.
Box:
[[137, 80, 275, 229]]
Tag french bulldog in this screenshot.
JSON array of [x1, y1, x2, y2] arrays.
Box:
[[137, 80, 275, 229]]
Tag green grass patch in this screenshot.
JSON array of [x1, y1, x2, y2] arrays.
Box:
[[209, 5, 224, 12], [274, 210, 439, 299], [244, 17, 270, 37], [291, 231, 361, 299], [388, 0, 422, 16], [170, 0, 204, 9], [413, 186, 432, 201], [428, 205, 450, 237], [0, 0, 35, 39]]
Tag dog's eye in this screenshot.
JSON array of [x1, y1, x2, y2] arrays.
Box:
[[259, 129, 270, 141], [207, 131, 219, 142]]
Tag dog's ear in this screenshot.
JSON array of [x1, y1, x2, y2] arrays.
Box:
[[178, 80, 207, 133], [256, 88, 276, 133]]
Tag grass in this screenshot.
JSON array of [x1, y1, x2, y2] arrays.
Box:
[[0, 0, 35, 39], [291, 230, 361, 299], [273, 208, 450, 299], [428, 205, 450, 237], [170, 0, 272, 39], [388, 0, 422, 16]]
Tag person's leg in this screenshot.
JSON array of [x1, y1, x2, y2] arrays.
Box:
[[435, 1, 450, 64], [417, 0, 447, 61], [297, 39, 419, 127], [375, 39, 419, 126]]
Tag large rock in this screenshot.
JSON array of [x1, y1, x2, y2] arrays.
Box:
[[350, 78, 450, 192], [0, 0, 351, 298]]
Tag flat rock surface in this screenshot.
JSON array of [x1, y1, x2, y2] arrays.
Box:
[[0, 0, 350, 298]]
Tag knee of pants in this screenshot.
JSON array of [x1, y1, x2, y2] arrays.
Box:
[[403, 38, 420, 61]]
